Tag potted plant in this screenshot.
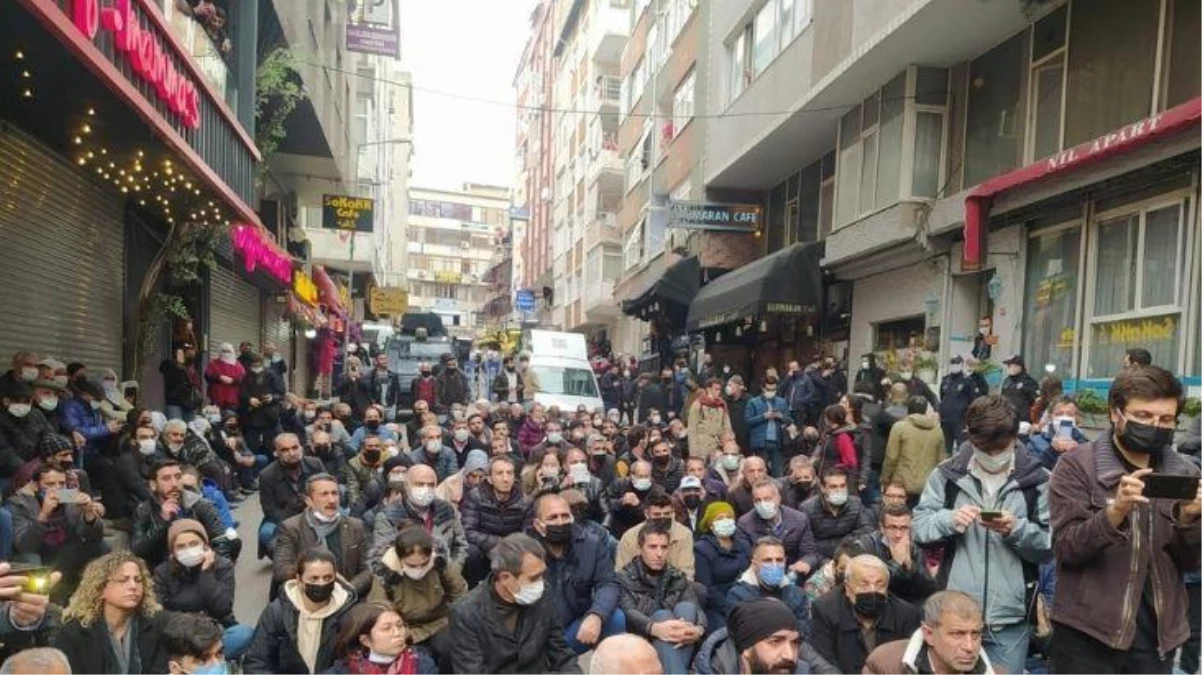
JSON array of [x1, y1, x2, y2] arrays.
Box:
[[914, 353, 939, 386]]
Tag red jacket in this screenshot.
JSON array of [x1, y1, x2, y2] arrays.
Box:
[[204, 360, 245, 409]]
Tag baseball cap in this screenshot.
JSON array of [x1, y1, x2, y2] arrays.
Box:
[[680, 476, 702, 490]]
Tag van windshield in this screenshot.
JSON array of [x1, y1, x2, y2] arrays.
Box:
[[530, 365, 599, 397]]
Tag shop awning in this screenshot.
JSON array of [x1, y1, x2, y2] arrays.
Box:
[[312, 265, 346, 317], [963, 97, 1201, 271], [620, 255, 700, 320], [686, 242, 823, 331]]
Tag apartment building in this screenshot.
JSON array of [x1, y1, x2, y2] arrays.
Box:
[[406, 185, 512, 339], [698, 0, 1200, 388]]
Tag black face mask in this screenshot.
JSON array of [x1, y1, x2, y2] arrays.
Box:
[[506, 366, 515, 372], [1116, 416, 1175, 457], [794, 479, 813, 491], [682, 495, 702, 509], [421, 371, 432, 378], [363, 449, 382, 463], [653, 455, 670, 466], [541, 522, 573, 545], [648, 517, 673, 530], [303, 581, 335, 603], [313, 444, 332, 455], [365, 420, 381, 431], [853, 591, 888, 618]]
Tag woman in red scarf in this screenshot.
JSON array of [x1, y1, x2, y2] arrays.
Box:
[[327, 603, 436, 674], [688, 377, 733, 458]]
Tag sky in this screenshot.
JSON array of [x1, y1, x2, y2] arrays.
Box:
[[400, 0, 537, 192]]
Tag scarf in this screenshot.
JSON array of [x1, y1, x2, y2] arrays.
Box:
[[344, 650, 419, 675], [697, 393, 727, 410], [304, 509, 340, 549]]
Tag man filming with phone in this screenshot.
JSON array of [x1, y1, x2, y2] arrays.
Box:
[[0, 561, 60, 647], [1048, 365, 1201, 674]]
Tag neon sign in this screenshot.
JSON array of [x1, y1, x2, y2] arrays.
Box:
[[232, 225, 291, 283], [71, 0, 202, 129]]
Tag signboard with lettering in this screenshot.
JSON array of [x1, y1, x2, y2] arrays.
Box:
[[668, 201, 762, 232], [515, 289, 536, 311], [322, 195, 375, 232], [369, 287, 408, 316], [433, 270, 462, 284], [346, 0, 401, 58]]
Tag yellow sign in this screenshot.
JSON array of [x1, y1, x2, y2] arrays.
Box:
[[293, 270, 318, 306], [1092, 315, 1177, 344], [337, 283, 352, 313], [370, 287, 409, 316], [433, 270, 462, 284]]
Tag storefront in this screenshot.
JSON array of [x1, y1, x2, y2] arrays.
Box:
[[618, 255, 700, 372]]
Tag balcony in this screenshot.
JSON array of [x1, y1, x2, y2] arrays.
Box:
[[160, 0, 231, 106], [588, 0, 630, 65], [595, 76, 622, 112]]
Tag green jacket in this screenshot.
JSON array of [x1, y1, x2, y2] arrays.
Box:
[[880, 414, 945, 495]]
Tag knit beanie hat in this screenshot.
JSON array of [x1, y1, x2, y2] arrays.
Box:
[[728, 598, 798, 654], [698, 501, 735, 535], [167, 518, 209, 549]]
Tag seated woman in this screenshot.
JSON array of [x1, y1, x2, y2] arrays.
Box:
[[152, 519, 254, 662], [244, 548, 356, 674], [54, 551, 173, 674], [367, 524, 466, 671], [326, 603, 436, 674]]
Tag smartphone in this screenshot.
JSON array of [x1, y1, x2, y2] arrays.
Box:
[[1142, 474, 1200, 501], [55, 488, 81, 503], [1054, 418, 1075, 440], [979, 510, 1003, 521], [6, 564, 53, 594]]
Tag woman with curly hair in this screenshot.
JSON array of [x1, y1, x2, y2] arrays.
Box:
[[53, 551, 174, 674], [327, 602, 436, 674]]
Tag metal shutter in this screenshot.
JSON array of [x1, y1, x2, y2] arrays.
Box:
[[263, 299, 294, 390], [0, 127, 125, 373], [208, 264, 262, 355]]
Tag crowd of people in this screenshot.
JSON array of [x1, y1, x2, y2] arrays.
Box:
[[0, 341, 1197, 675]]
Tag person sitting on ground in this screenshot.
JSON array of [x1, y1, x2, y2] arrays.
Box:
[[726, 536, 811, 633], [410, 425, 459, 482], [615, 488, 695, 579], [851, 504, 937, 606], [459, 455, 531, 586], [326, 602, 436, 675], [344, 434, 388, 507], [273, 473, 372, 599], [736, 479, 819, 581], [695, 597, 839, 675], [0, 647, 72, 675], [372, 464, 467, 568], [162, 610, 228, 675], [798, 465, 874, 561], [435, 448, 488, 511], [257, 433, 325, 559], [863, 590, 997, 674], [588, 634, 663, 675], [727, 456, 769, 518], [132, 459, 233, 569]]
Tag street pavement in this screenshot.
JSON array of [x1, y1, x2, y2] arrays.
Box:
[[231, 494, 274, 626]]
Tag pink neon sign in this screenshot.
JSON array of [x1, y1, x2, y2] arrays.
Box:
[[232, 224, 292, 283], [71, 0, 202, 129]]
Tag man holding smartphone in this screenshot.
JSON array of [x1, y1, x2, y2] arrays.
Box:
[[1047, 365, 1201, 674], [1029, 397, 1090, 472]]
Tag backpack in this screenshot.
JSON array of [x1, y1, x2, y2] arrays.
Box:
[[938, 477, 1042, 628]]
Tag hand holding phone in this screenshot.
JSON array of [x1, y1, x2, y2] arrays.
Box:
[[1141, 474, 1200, 501], [55, 488, 82, 504]]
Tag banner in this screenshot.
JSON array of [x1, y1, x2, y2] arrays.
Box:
[[346, 0, 401, 58], [369, 287, 408, 316]]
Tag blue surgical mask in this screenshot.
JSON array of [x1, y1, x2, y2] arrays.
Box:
[[189, 660, 229, 675], [759, 562, 786, 587]]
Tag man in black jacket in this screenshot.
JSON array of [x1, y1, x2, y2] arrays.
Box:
[[132, 459, 233, 568], [999, 354, 1039, 422], [368, 353, 402, 420], [532, 493, 624, 654], [798, 466, 875, 561], [257, 433, 324, 559], [460, 455, 531, 585], [159, 342, 203, 423], [434, 357, 471, 415], [724, 375, 752, 452], [238, 353, 285, 456], [850, 504, 936, 606], [635, 373, 666, 425], [448, 533, 581, 674], [938, 355, 984, 454]]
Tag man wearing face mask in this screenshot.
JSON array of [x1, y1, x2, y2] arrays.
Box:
[[1047, 365, 1201, 674], [160, 342, 204, 423], [778, 455, 818, 511], [729, 537, 811, 625], [61, 379, 121, 458], [344, 434, 388, 507], [615, 489, 695, 579], [491, 356, 525, 405], [800, 466, 874, 560], [723, 376, 752, 453], [810, 554, 921, 674], [912, 394, 1052, 674], [999, 355, 1039, 423], [608, 459, 657, 538], [348, 405, 398, 453], [449, 532, 581, 673], [273, 473, 371, 598], [133, 459, 232, 569], [447, 419, 484, 467], [939, 356, 982, 454], [531, 494, 625, 654], [649, 438, 684, 494], [11, 433, 94, 497], [411, 424, 460, 482], [855, 354, 888, 404], [0, 381, 60, 469], [372, 463, 467, 568], [0, 352, 40, 392], [671, 474, 714, 534], [737, 480, 820, 582], [746, 375, 795, 478]]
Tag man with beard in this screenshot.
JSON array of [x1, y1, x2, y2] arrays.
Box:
[[132, 458, 233, 568], [257, 433, 324, 559], [649, 438, 684, 493], [696, 597, 838, 674]]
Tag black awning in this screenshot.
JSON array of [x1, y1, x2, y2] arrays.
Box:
[[620, 255, 700, 319], [686, 242, 824, 331]]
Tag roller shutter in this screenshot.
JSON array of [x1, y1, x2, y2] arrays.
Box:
[[0, 126, 125, 372], [208, 264, 262, 355], [264, 299, 294, 390]]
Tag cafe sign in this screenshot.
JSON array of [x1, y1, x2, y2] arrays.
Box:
[[322, 195, 375, 232], [668, 201, 762, 232]]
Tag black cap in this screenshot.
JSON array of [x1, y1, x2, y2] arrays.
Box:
[[1003, 354, 1025, 368]]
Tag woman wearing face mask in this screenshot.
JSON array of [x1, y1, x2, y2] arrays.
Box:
[[692, 502, 750, 632], [327, 603, 435, 675], [98, 368, 134, 424], [104, 424, 158, 523], [152, 519, 255, 662], [203, 343, 245, 414], [817, 404, 862, 487], [516, 407, 547, 455], [244, 548, 355, 674], [366, 525, 466, 672]]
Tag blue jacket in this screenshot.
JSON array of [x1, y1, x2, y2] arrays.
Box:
[[201, 478, 236, 529], [543, 525, 620, 627], [694, 534, 751, 629], [348, 425, 399, 453], [1028, 426, 1089, 471], [726, 568, 811, 636], [409, 446, 459, 483], [61, 398, 111, 454], [744, 395, 793, 450]]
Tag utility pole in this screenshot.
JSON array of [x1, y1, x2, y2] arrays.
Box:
[[348, 136, 412, 311]]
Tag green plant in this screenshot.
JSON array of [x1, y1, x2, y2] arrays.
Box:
[[914, 354, 939, 372], [255, 47, 307, 171], [1074, 388, 1109, 415], [1184, 396, 1201, 418]]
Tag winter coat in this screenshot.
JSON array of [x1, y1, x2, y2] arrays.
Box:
[[693, 534, 751, 629], [687, 399, 733, 458], [735, 505, 820, 571], [616, 558, 706, 638], [7, 484, 104, 556], [53, 610, 175, 675], [725, 392, 752, 451], [204, 359, 245, 410], [492, 369, 525, 404], [153, 555, 237, 626], [408, 446, 459, 483], [239, 370, 285, 428], [605, 478, 653, 538], [160, 359, 203, 409], [651, 455, 684, 493], [912, 442, 1053, 627], [367, 367, 402, 408], [107, 447, 155, 519], [798, 494, 874, 561], [1028, 424, 1089, 471], [342, 454, 384, 507], [695, 626, 839, 675], [131, 494, 232, 568], [816, 425, 861, 484], [433, 369, 471, 412], [167, 431, 221, 471], [258, 456, 326, 524], [542, 524, 621, 628], [460, 484, 531, 554], [615, 520, 695, 579], [745, 395, 794, 450], [0, 409, 53, 469], [999, 372, 1039, 422], [367, 547, 466, 644], [863, 629, 998, 674], [880, 414, 945, 495], [334, 376, 373, 419], [810, 588, 921, 675], [61, 398, 112, 454], [372, 496, 468, 568], [726, 567, 811, 632], [636, 380, 666, 423], [849, 531, 938, 606], [517, 417, 546, 454], [244, 580, 356, 674], [274, 511, 371, 597], [448, 575, 581, 674], [938, 372, 983, 425]]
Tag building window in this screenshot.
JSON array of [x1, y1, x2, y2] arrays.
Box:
[[729, 28, 750, 100], [672, 70, 695, 135], [729, 0, 812, 102], [1023, 224, 1082, 377], [964, 32, 1025, 187], [874, 316, 926, 352], [818, 151, 835, 240], [1026, 4, 1067, 163], [602, 246, 623, 281], [751, 0, 778, 77], [835, 104, 862, 226], [624, 220, 644, 269]]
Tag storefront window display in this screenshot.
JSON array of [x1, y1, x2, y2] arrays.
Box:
[[1022, 225, 1081, 376]]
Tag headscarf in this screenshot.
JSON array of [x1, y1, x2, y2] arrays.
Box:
[[698, 501, 735, 535], [218, 342, 237, 366]]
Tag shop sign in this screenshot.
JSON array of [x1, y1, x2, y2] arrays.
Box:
[[1092, 315, 1177, 344], [369, 287, 408, 316], [433, 270, 462, 284], [70, 0, 202, 128], [337, 283, 352, 313], [346, 0, 401, 57], [1045, 113, 1168, 172], [322, 195, 375, 232], [231, 225, 291, 283], [668, 201, 762, 231], [434, 298, 458, 312], [515, 289, 536, 311], [764, 302, 814, 315], [293, 270, 318, 306]]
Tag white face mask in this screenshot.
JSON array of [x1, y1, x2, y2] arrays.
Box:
[[632, 477, 652, 491], [38, 396, 58, 412], [7, 403, 31, 418], [402, 558, 435, 581], [712, 519, 737, 538], [898, 372, 913, 381], [974, 448, 1014, 473], [175, 545, 205, 568], [754, 500, 778, 520], [949, 364, 964, 374], [408, 486, 435, 508], [219, 351, 236, 364], [648, 415, 661, 425], [546, 432, 563, 444], [826, 490, 848, 506], [89, 400, 102, 411], [454, 429, 470, 443], [1007, 365, 1022, 377], [168, 441, 184, 453], [568, 464, 592, 485], [312, 509, 340, 523], [206, 413, 222, 424], [512, 578, 545, 605], [303, 410, 316, 420], [53, 375, 70, 388], [425, 440, 442, 454], [20, 367, 38, 382], [721, 454, 740, 471], [138, 439, 158, 456], [861, 360, 870, 370], [250, 366, 264, 374]]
